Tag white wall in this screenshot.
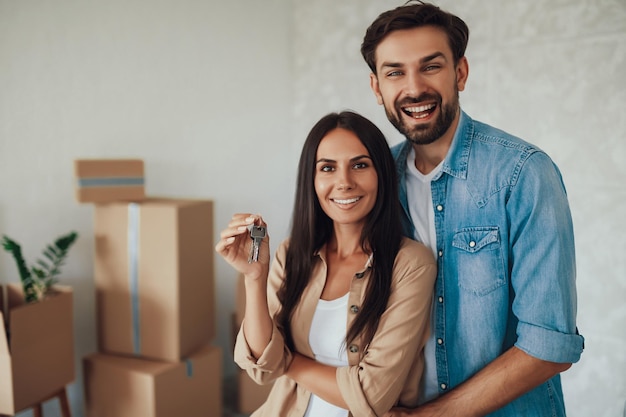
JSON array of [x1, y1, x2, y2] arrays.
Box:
[[292, 1, 626, 417], [1, 0, 625, 416], [0, 1, 294, 415]]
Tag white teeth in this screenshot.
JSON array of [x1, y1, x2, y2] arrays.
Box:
[[333, 197, 360, 204], [404, 103, 435, 113]]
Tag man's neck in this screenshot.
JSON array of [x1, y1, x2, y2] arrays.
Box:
[[412, 109, 460, 175]]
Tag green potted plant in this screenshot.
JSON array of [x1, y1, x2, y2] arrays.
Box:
[[0, 231, 78, 414], [1, 231, 78, 302]]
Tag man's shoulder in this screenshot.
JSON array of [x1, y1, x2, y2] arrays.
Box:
[[390, 140, 410, 162], [458, 113, 565, 190], [463, 113, 540, 154], [390, 140, 407, 152]]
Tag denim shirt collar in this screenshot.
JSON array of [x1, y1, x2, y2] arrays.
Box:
[[444, 110, 473, 180]]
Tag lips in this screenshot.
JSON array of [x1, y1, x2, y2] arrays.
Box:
[[402, 102, 436, 119], [332, 197, 361, 205]]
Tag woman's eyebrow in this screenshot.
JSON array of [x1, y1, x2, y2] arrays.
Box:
[[350, 155, 372, 162]]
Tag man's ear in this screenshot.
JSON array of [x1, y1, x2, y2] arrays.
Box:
[[370, 73, 384, 105], [456, 56, 469, 92]]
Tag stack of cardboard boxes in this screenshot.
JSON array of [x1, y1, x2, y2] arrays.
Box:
[[75, 159, 222, 417]]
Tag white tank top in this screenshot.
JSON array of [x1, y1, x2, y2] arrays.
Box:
[[303, 292, 349, 417]]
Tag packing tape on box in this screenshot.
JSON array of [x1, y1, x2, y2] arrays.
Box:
[[77, 177, 145, 188], [186, 359, 194, 378], [128, 203, 142, 355]]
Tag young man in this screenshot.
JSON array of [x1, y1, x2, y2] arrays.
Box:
[[361, 2, 584, 416]]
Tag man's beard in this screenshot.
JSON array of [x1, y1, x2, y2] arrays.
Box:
[[385, 92, 459, 146]]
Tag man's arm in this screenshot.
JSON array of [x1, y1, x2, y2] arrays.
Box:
[[385, 346, 571, 417]]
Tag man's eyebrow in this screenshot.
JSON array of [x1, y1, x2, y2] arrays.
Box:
[[420, 52, 446, 64], [379, 52, 447, 71], [379, 61, 403, 70]]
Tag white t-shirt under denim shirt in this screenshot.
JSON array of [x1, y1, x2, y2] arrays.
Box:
[[303, 292, 350, 417], [406, 147, 443, 404]]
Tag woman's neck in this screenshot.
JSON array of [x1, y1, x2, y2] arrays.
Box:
[[328, 224, 368, 259]]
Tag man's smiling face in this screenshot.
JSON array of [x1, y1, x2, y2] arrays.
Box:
[[370, 25, 468, 146]]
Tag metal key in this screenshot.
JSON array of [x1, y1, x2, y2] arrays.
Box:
[[247, 224, 266, 263]]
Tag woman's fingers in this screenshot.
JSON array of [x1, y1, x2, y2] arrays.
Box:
[[214, 235, 235, 253], [228, 213, 257, 227], [215, 213, 268, 261]]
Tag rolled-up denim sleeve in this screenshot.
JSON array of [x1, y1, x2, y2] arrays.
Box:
[[509, 151, 584, 363], [516, 322, 583, 363]]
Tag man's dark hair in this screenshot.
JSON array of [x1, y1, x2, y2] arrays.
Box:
[[361, 1, 469, 73]]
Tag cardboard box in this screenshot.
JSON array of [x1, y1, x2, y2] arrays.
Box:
[[0, 285, 74, 414], [74, 159, 145, 203], [94, 198, 214, 362], [84, 345, 222, 417]]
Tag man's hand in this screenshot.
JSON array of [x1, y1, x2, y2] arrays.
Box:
[[384, 401, 456, 417], [383, 407, 415, 417]]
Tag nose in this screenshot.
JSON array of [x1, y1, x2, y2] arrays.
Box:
[[405, 71, 425, 98], [336, 169, 354, 191], [337, 182, 354, 191]]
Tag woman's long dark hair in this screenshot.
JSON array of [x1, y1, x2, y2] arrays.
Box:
[[275, 110, 403, 350]]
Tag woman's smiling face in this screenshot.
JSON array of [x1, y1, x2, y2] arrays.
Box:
[[314, 127, 378, 228]]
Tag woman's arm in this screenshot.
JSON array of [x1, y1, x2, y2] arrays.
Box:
[[242, 274, 273, 359], [215, 213, 272, 357], [218, 214, 293, 384], [286, 352, 349, 408]]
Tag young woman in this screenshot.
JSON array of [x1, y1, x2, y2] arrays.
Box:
[[215, 111, 436, 417]]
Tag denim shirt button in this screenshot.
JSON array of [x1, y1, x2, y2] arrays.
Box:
[[438, 250, 443, 257], [436, 204, 443, 212], [438, 296, 443, 303], [437, 338, 443, 345], [440, 383, 447, 390], [469, 240, 476, 248]]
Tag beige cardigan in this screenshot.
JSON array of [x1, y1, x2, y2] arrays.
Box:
[[234, 237, 436, 417]]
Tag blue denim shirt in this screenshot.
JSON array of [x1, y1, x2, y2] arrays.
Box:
[[391, 111, 584, 416]]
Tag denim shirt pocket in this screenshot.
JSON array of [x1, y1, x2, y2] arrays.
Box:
[[452, 227, 506, 296]]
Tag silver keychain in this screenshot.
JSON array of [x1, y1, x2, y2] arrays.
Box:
[[247, 224, 266, 263]]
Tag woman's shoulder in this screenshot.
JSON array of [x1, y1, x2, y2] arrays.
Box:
[[391, 238, 437, 287], [277, 237, 290, 249], [397, 237, 436, 266], [274, 237, 290, 259]]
